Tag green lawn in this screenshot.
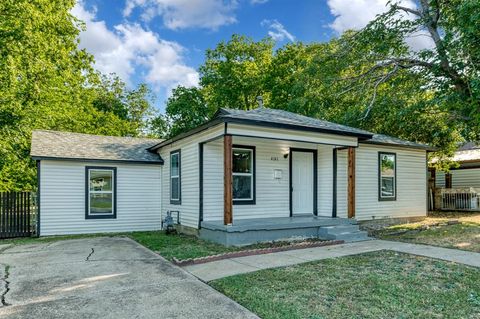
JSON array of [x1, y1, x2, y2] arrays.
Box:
[[128, 231, 242, 260], [375, 212, 480, 253], [211, 250, 480, 319]]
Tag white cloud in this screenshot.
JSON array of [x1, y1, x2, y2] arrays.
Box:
[[327, 0, 433, 51], [251, 0, 269, 4], [123, 0, 238, 30], [261, 19, 295, 42], [72, 2, 198, 94]]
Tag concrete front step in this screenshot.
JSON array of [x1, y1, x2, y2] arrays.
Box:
[[318, 225, 371, 242], [318, 225, 360, 235]]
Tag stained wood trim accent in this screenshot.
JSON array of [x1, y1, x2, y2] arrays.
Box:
[[347, 147, 356, 218], [224, 135, 233, 225], [332, 148, 337, 218]]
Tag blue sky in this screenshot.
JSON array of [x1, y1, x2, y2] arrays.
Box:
[[72, 0, 419, 112]]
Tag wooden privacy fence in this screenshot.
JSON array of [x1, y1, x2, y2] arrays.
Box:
[[0, 191, 37, 239]]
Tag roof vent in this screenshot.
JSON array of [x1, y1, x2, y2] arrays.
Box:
[[256, 96, 264, 109]]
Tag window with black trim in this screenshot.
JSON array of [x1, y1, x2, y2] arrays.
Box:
[[86, 167, 116, 219], [379, 152, 396, 201], [233, 146, 255, 205], [170, 150, 181, 204]]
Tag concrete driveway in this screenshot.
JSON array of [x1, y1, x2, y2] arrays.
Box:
[[0, 237, 257, 319]]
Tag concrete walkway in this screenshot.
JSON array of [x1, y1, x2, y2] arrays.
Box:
[[184, 240, 480, 281]]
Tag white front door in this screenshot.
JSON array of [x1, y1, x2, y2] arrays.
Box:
[[291, 151, 315, 215]]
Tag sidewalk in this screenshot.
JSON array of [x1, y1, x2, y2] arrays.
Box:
[[184, 240, 480, 281]]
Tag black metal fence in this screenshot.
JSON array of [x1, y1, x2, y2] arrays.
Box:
[[0, 191, 37, 239]]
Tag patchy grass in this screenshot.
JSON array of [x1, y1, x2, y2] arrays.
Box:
[[1, 231, 325, 261], [211, 250, 480, 319], [128, 231, 325, 261], [127, 231, 241, 260], [375, 212, 480, 252]]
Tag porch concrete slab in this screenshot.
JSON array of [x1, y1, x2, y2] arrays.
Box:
[[184, 240, 480, 282]]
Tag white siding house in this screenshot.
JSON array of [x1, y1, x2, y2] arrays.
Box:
[[31, 130, 164, 236], [39, 160, 161, 235], [31, 107, 432, 244]]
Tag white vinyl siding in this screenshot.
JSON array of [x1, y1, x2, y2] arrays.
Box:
[[203, 139, 224, 221], [158, 124, 224, 229], [317, 144, 335, 217], [436, 169, 480, 188], [355, 144, 427, 220], [39, 160, 161, 236]]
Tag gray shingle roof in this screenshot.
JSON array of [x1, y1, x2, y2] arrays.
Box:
[[217, 108, 374, 138], [217, 108, 433, 150], [149, 107, 434, 151], [31, 130, 164, 163], [365, 133, 435, 151]]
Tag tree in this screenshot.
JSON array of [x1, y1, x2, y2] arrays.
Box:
[[200, 34, 274, 110], [0, 0, 156, 191], [337, 0, 480, 141], [90, 74, 156, 134], [163, 86, 211, 137]]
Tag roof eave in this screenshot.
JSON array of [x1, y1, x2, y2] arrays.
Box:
[[148, 118, 225, 151], [360, 140, 437, 151], [223, 117, 374, 140], [31, 156, 164, 165]]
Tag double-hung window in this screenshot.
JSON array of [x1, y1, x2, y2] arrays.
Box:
[[170, 150, 181, 204], [86, 167, 116, 219], [232, 146, 255, 205], [379, 152, 396, 201]]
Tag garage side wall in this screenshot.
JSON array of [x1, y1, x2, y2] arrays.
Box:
[[355, 144, 427, 220], [39, 160, 162, 236]]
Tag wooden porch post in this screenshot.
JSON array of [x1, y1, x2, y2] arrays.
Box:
[[224, 135, 233, 225], [347, 147, 356, 218]]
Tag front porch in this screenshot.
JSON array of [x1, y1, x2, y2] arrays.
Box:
[[198, 122, 364, 246], [200, 216, 369, 246]]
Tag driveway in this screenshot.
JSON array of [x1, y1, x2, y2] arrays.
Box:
[[0, 237, 257, 319]]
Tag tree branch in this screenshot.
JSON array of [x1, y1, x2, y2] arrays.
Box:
[[393, 5, 423, 17], [361, 65, 400, 120]]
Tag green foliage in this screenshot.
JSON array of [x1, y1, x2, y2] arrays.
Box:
[[161, 86, 212, 138], [200, 34, 274, 110], [0, 0, 156, 191]]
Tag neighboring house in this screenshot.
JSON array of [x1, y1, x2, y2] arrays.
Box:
[[430, 142, 480, 211], [31, 107, 433, 245], [433, 142, 480, 189]]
